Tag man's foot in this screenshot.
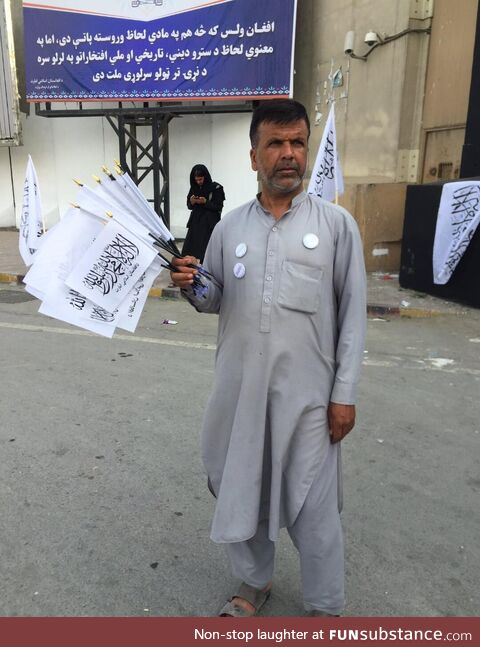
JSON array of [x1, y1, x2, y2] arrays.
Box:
[[219, 582, 272, 617]]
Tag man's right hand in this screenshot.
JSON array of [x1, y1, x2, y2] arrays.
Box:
[[190, 195, 197, 205], [170, 255, 199, 289]]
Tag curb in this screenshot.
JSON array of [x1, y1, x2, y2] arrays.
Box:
[[367, 303, 443, 318], [0, 271, 183, 300], [0, 272, 24, 285], [0, 273, 447, 317], [149, 286, 182, 299]]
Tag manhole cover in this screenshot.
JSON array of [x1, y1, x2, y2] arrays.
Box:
[[0, 290, 36, 304]]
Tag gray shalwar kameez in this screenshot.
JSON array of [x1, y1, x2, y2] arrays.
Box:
[[183, 192, 366, 612]]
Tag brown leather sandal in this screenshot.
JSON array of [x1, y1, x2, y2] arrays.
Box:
[[218, 582, 271, 617]]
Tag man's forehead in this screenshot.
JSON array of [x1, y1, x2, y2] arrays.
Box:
[[257, 119, 309, 139]]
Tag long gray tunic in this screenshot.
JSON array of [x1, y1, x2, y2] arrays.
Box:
[[184, 192, 366, 544]]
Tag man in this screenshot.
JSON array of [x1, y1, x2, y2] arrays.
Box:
[[171, 99, 366, 617]]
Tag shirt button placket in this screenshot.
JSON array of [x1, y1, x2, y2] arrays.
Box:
[[260, 226, 279, 333]]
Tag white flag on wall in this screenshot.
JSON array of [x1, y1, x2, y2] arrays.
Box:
[[307, 103, 344, 203], [19, 155, 44, 266], [433, 180, 480, 284]]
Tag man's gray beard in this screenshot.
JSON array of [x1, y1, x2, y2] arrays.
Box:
[[261, 173, 304, 194]]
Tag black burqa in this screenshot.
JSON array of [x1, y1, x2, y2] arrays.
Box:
[[182, 164, 225, 262]]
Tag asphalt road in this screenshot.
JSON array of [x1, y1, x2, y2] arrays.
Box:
[[0, 286, 479, 616]]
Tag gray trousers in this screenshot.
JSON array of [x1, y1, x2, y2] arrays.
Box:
[[224, 442, 344, 614]]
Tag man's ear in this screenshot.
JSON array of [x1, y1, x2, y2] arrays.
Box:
[[250, 148, 257, 172]]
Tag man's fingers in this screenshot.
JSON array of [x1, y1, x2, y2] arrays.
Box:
[[330, 423, 354, 444], [170, 268, 195, 285], [327, 402, 355, 443], [170, 257, 198, 287]]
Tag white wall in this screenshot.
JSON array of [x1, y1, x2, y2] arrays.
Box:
[[169, 112, 258, 238], [2, 109, 258, 239], [0, 147, 15, 226]]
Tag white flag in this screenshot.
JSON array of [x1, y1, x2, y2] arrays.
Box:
[[116, 259, 163, 333], [19, 155, 44, 266], [39, 278, 118, 339], [23, 207, 104, 299], [65, 219, 158, 311], [433, 181, 480, 284], [307, 103, 344, 202]]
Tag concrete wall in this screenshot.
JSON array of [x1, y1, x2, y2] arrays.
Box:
[[341, 183, 407, 272], [420, 0, 477, 183], [294, 0, 434, 271], [295, 0, 423, 183]]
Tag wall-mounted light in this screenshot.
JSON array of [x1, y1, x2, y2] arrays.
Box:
[[344, 27, 431, 61]]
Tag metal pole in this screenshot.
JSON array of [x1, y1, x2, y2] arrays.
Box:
[[163, 118, 170, 229], [117, 114, 127, 172], [151, 114, 161, 220]]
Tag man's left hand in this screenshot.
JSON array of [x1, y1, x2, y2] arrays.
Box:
[[327, 402, 356, 443]]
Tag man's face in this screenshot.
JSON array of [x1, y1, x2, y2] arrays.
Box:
[[195, 175, 205, 187], [250, 120, 309, 196]]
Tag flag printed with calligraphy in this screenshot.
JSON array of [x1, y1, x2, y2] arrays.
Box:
[[39, 278, 118, 338], [19, 155, 44, 266], [433, 180, 480, 284], [307, 103, 344, 203], [65, 219, 158, 312], [116, 259, 163, 333]]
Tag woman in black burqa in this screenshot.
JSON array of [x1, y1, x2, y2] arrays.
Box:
[[182, 164, 225, 262]]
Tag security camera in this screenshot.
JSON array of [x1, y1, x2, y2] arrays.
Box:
[[364, 31, 380, 47], [344, 31, 355, 55]]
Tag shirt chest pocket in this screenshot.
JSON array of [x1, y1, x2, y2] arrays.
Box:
[[277, 260, 324, 314]]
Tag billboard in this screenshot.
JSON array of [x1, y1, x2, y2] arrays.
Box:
[[23, 0, 297, 102]]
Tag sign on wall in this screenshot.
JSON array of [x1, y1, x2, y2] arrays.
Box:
[[23, 0, 297, 102]]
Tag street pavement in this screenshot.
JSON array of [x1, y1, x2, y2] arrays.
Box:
[[1, 229, 479, 616]]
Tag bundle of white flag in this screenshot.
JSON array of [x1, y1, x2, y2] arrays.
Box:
[[23, 164, 181, 338]]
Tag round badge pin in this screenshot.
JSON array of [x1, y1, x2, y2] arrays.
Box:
[[303, 233, 319, 249], [233, 262, 246, 279], [235, 243, 247, 258]]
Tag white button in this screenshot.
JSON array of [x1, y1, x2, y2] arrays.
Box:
[[264, 297, 271, 304], [235, 243, 247, 258], [303, 233, 319, 249], [233, 262, 246, 279], [272, 226, 278, 232], [266, 276, 272, 281], [268, 251, 274, 256]]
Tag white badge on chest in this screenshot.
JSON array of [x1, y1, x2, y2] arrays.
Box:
[[303, 233, 319, 249], [235, 243, 247, 258], [233, 262, 246, 279]]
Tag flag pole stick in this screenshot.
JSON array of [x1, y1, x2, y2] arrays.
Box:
[[332, 100, 339, 205]]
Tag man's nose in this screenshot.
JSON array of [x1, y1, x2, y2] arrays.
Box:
[[281, 142, 294, 158]]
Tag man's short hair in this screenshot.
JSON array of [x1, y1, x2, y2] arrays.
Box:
[[249, 99, 310, 147]]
